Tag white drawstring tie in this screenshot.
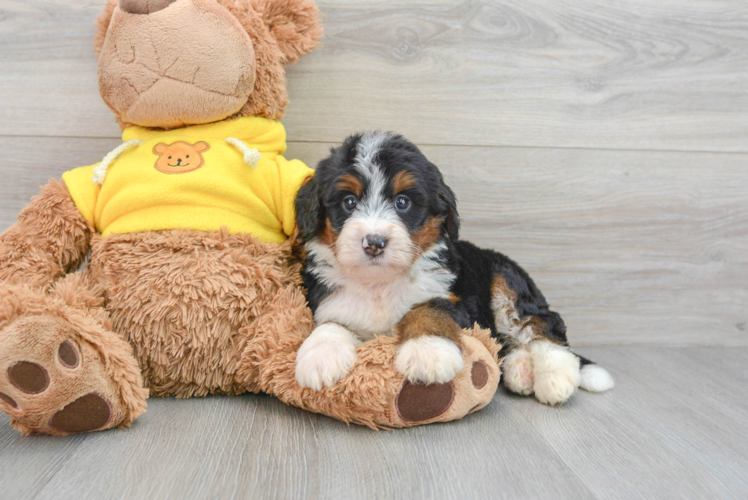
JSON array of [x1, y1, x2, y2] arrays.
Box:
[[91, 139, 143, 185], [225, 137, 262, 168]]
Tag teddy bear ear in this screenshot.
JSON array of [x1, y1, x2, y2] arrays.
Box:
[[254, 0, 323, 64], [153, 143, 169, 155], [194, 142, 211, 153], [93, 0, 119, 57]]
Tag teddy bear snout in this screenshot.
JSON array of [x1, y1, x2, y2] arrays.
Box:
[[119, 0, 177, 15], [99, 0, 257, 128]]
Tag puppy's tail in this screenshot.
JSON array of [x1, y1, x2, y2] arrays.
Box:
[[576, 354, 615, 392]]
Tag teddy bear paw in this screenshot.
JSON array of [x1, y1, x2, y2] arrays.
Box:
[[0, 315, 136, 435], [392, 334, 499, 425]]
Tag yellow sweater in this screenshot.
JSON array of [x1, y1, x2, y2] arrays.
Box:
[[62, 117, 313, 243]]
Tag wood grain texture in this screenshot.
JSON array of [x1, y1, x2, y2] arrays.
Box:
[[0, 395, 595, 500], [1, 1, 747, 496], [1, 137, 746, 347], [288, 0, 748, 152], [523, 346, 748, 499], [0, 0, 116, 137], [288, 142, 748, 347], [1, 1, 747, 152], [0, 347, 746, 499]]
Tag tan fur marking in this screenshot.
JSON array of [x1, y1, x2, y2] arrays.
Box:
[[393, 171, 416, 194], [395, 303, 463, 345], [411, 217, 444, 252], [491, 275, 523, 336], [491, 276, 559, 344], [319, 218, 338, 247], [525, 315, 562, 344], [336, 174, 363, 197]]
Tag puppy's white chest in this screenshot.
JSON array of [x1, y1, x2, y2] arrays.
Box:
[[314, 271, 453, 341]]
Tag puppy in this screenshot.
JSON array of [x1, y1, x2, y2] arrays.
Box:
[[293, 132, 614, 405]]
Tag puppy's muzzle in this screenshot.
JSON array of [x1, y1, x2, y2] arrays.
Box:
[[363, 235, 388, 257]]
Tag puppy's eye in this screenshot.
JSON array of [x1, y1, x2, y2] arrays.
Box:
[[394, 195, 411, 211], [342, 196, 358, 211]]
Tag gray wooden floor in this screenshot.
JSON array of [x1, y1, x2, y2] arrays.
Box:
[[1, 1, 747, 498]]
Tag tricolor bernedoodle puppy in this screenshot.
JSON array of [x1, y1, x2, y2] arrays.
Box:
[[293, 132, 614, 405]]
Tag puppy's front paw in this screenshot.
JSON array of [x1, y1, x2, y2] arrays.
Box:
[[529, 341, 581, 405], [295, 323, 360, 391], [395, 336, 464, 384]]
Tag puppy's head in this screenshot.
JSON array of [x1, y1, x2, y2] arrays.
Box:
[[296, 132, 459, 281]]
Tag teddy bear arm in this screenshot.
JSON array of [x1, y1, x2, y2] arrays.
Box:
[[0, 179, 93, 290], [259, 324, 503, 429]]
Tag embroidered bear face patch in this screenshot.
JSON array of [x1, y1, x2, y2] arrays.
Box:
[[153, 141, 210, 174]]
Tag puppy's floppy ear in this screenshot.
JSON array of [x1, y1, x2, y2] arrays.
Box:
[[438, 182, 460, 242], [253, 0, 323, 64], [295, 175, 325, 243]]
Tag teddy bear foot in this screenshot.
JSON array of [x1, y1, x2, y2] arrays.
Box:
[[270, 325, 502, 428], [391, 333, 500, 425], [0, 314, 147, 436]]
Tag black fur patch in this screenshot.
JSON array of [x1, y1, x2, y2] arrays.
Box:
[[298, 132, 575, 355]]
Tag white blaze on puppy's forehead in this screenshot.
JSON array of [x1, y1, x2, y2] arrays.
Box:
[[353, 131, 391, 179], [353, 132, 393, 220]]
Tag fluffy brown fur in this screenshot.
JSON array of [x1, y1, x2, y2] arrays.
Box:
[[0, 0, 502, 435], [89, 229, 307, 398], [221, 0, 322, 121], [0, 210, 500, 431], [0, 278, 147, 436], [0, 180, 92, 290], [252, 323, 502, 429]]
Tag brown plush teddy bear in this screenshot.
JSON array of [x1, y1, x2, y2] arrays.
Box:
[[0, 0, 501, 436]]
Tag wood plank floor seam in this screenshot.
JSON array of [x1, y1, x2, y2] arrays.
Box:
[[3, 133, 748, 157]]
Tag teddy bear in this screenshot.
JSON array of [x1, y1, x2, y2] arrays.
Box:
[[0, 0, 502, 436]]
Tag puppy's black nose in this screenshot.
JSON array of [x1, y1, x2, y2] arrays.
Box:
[[364, 235, 388, 256]]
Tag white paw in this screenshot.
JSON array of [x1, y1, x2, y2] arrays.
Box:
[[502, 348, 534, 395], [580, 364, 615, 392], [529, 341, 581, 405], [295, 323, 360, 391], [395, 336, 464, 385]]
